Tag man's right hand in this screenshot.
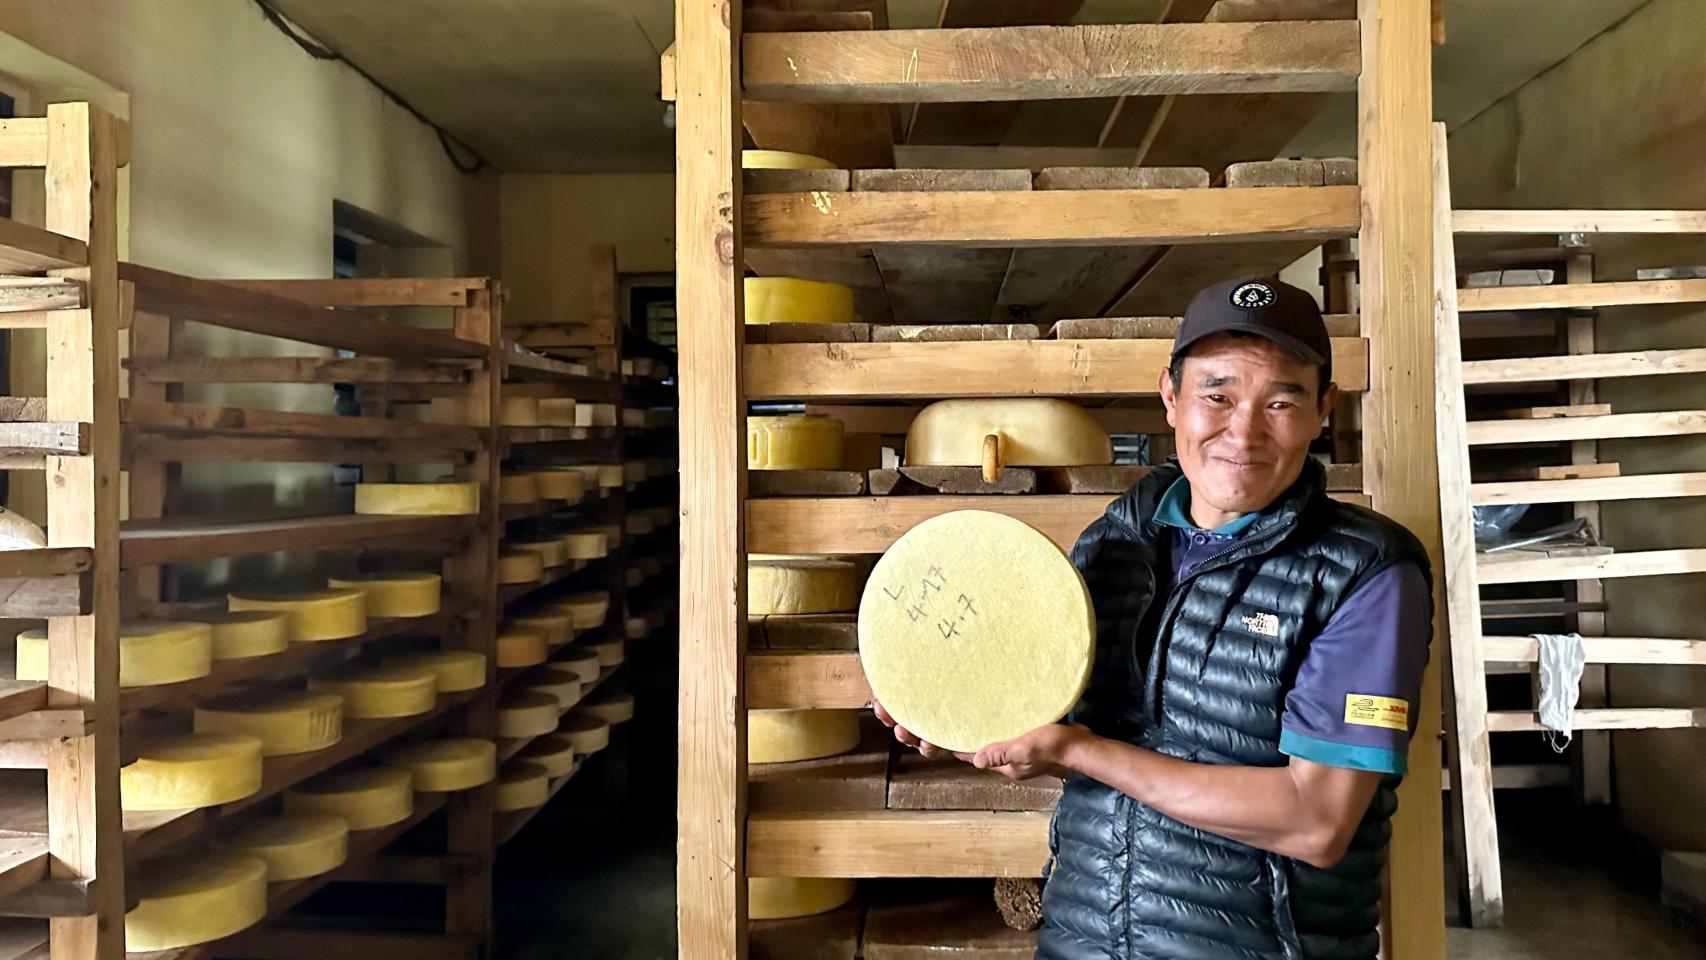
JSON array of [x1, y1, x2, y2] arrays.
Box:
[[871, 698, 974, 763]]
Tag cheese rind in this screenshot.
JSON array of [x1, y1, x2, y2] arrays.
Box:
[[748, 559, 860, 616], [17, 620, 213, 688], [522, 667, 584, 710], [509, 610, 575, 647], [585, 638, 626, 668], [556, 649, 601, 684], [494, 760, 551, 811], [562, 531, 608, 560], [381, 650, 487, 693], [199, 611, 291, 660], [497, 550, 546, 584], [125, 853, 268, 951], [229, 588, 368, 642], [560, 711, 612, 754], [284, 766, 415, 830], [309, 664, 439, 719], [576, 404, 619, 428], [384, 738, 497, 791], [748, 877, 857, 921], [508, 537, 568, 568], [213, 813, 349, 881], [354, 481, 479, 516], [514, 734, 577, 776], [905, 398, 1114, 468], [554, 591, 610, 629], [496, 626, 549, 668], [742, 150, 836, 170], [748, 709, 861, 764], [744, 276, 856, 326], [327, 572, 441, 618], [537, 398, 577, 426], [748, 415, 844, 470], [579, 689, 635, 725], [498, 473, 540, 505], [496, 690, 561, 738], [499, 396, 540, 427], [194, 689, 345, 757], [121, 733, 264, 811], [531, 469, 584, 500]]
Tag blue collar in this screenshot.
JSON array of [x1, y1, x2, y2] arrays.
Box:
[[1153, 476, 1261, 538]]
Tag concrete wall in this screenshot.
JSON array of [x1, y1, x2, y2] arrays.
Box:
[[1448, 0, 1706, 852], [499, 174, 673, 324]]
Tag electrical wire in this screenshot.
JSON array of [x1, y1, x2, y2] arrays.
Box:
[[247, 0, 489, 174]]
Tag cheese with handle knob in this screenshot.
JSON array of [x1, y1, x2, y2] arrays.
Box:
[[194, 689, 344, 756], [229, 588, 367, 642], [125, 853, 268, 951], [213, 813, 349, 881], [748, 415, 843, 470], [284, 766, 414, 830], [354, 481, 479, 516], [326, 572, 441, 618], [309, 663, 438, 719], [16, 620, 212, 688], [748, 559, 860, 615], [385, 738, 497, 791], [121, 733, 264, 811], [748, 709, 860, 764], [905, 398, 1113, 472]]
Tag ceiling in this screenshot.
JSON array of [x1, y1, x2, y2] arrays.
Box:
[[269, 0, 1654, 174]]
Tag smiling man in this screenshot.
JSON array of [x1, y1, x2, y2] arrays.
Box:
[[876, 276, 1433, 960]]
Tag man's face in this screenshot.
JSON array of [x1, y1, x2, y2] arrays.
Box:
[[1159, 333, 1338, 518]]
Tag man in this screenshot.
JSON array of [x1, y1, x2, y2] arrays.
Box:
[[876, 276, 1432, 960]]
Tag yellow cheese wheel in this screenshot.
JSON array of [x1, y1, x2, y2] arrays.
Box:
[[562, 531, 608, 560], [749, 559, 860, 616], [385, 738, 496, 792], [590, 524, 623, 550], [620, 359, 635, 376], [496, 690, 561, 738], [560, 711, 612, 754], [496, 626, 549, 668], [500, 396, 540, 427], [508, 537, 568, 568], [575, 404, 619, 428], [499, 473, 540, 506], [494, 760, 551, 812], [514, 734, 577, 777], [585, 638, 625, 668], [594, 463, 624, 488], [521, 667, 584, 710], [537, 397, 577, 426], [229, 588, 368, 642], [199, 611, 291, 660], [625, 616, 649, 640], [744, 277, 856, 326], [327, 572, 441, 618], [509, 609, 574, 646], [555, 592, 610, 630], [842, 432, 885, 470], [748, 415, 844, 470], [531, 469, 584, 500], [309, 664, 438, 719], [749, 709, 861, 764], [381, 650, 487, 693], [354, 481, 479, 516], [497, 550, 545, 585], [580, 689, 635, 725], [748, 877, 856, 921], [555, 649, 601, 684], [195, 689, 344, 757], [125, 853, 268, 951], [17, 620, 213, 688], [858, 510, 1094, 753], [906, 398, 1113, 468], [743, 149, 836, 170], [284, 766, 415, 830], [213, 813, 349, 881], [121, 733, 264, 811]]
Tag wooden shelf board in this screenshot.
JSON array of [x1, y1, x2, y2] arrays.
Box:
[[1469, 471, 1706, 506], [502, 426, 614, 445], [125, 356, 472, 385], [1457, 277, 1706, 313], [124, 401, 482, 449], [1453, 209, 1706, 235], [0, 422, 86, 458], [747, 651, 868, 710], [493, 755, 591, 847], [0, 841, 48, 904], [1479, 635, 1706, 665], [0, 219, 87, 274], [120, 513, 477, 568], [0, 683, 48, 727], [1467, 410, 1706, 446], [1478, 548, 1706, 585], [496, 664, 621, 762], [1485, 708, 1706, 733], [1461, 348, 1706, 385], [746, 810, 1050, 878], [0, 548, 91, 579]]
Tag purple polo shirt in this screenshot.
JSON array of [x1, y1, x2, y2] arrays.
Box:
[[1155, 478, 1430, 776]]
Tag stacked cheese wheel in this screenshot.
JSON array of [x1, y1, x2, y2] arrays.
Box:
[[16, 620, 214, 688], [748, 555, 864, 765], [354, 481, 479, 516]]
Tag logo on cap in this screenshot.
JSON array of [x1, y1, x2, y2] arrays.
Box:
[[1230, 281, 1277, 310]]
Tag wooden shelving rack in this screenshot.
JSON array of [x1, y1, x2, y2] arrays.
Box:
[[672, 2, 1444, 958]]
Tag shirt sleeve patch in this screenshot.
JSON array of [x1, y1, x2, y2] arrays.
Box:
[[1279, 729, 1408, 776], [1344, 694, 1410, 731]]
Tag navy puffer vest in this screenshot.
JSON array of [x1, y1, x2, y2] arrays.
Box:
[[1037, 460, 1430, 960]]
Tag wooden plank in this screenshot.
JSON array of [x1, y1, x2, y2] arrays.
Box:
[[217, 930, 479, 960], [0, 575, 88, 618], [747, 651, 869, 709], [1453, 209, 1706, 235], [1478, 548, 1706, 585], [0, 398, 46, 422], [748, 471, 867, 497], [1476, 463, 1620, 482], [119, 513, 475, 568], [0, 423, 85, 457], [747, 338, 1369, 399], [1492, 403, 1611, 419], [869, 324, 1039, 343], [1469, 471, 1706, 506], [1461, 348, 1706, 385], [1104, 238, 1331, 317], [1457, 278, 1706, 312], [0, 684, 48, 727], [0, 219, 87, 274], [1480, 636, 1706, 665], [125, 434, 471, 466], [749, 717, 889, 812], [0, 118, 48, 167], [0, 280, 82, 314], [746, 811, 1050, 878], [745, 185, 1362, 247], [862, 883, 1038, 960], [0, 843, 48, 904], [221, 277, 484, 307], [892, 144, 1140, 171], [740, 8, 895, 170], [124, 400, 480, 447], [125, 356, 469, 384], [886, 753, 1060, 812], [904, 0, 1087, 145], [742, 21, 1360, 102], [1485, 708, 1706, 733]]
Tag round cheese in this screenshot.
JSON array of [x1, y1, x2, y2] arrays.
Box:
[[585, 638, 625, 668], [309, 663, 438, 719], [537, 397, 577, 427], [748, 415, 844, 470], [625, 617, 649, 640], [496, 626, 549, 668], [622, 407, 645, 428], [555, 648, 601, 684], [594, 463, 624, 488], [284, 766, 414, 830], [213, 813, 349, 881], [497, 550, 545, 585], [121, 734, 264, 811], [381, 650, 487, 693], [496, 690, 561, 738], [125, 853, 268, 951], [500, 396, 540, 427], [521, 667, 584, 710], [559, 711, 611, 754], [327, 572, 441, 618], [555, 592, 611, 630], [906, 398, 1113, 469], [748, 877, 856, 921], [514, 734, 577, 777], [508, 537, 567, 569], [498, 473, 540, 506], [562, 531, 608, 560], [17, 620, 213, 688], [742, 149, 835, 170], [531, 469, 584, 500], [858, 510, 1094, 753], [749, 709, 861, 764], [744, 277, 856, 326], [749, 559, 860, 616], [624, 460, 647, 485], [575, 404, 619, 428], [354, 481, 479, 516], [229, 588, 368, 642], [494, 760, 551, 812], [200, 611, 291, 660], [385, 738, 497, 792], [590, 524, 623, 550], [195, 689, 345, 757], [509, 609, 574, 646], [579, 689, 635, 725]]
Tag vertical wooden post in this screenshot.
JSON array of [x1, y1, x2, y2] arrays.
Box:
[[1358, 3, 1446, 956], [126, 310, 181, 612], [590, 244, 622, 375], [675, 0, 747, 956], [1321, 238, 1362, 464], [43, 100, 123, 960]]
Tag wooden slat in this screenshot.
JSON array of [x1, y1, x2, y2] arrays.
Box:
[[745, 185, 1361, 247], [747, 338, 1368, 399], [0, 118, 48, 167], [0, 549, 91, 580], [1470, 471, 1706, 505], [124, 400, 481, 448], [1479, 635, 1706, 665], [904, 0, 1087, 146], [125, 434, 471, 466], [746, 811, 1050, 878], [126, 356, 469, 384], [0, 220, 86, 274], [1461, 348, 1706, 385], [804, 404, 1172, 436], [0, 574, 88, 618], [1453, 209, 1706, 235], [221, 278, 486, 307], [747, 651, 868, 709], [1485, 708, 1706, 733], [0, 280, 82, 314], [740, 9, 895, 170], [0, 843, 48, 904], [1478, 548, 1706, 585], [1457, 278, 1706, 312], [119, 513, 476, 568], [1103, 238, 1322, 316], [1464, 409, 1706, 446], [742, 21, 1359, 102], [216, 930, 478, 960]]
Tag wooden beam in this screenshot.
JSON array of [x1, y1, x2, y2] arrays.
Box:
[[747, 651, 868, 709], [804, 404, 1172, 436], [1464, 410, 1706, 447], [904, 1, 1087, 146], [742, 21, 1359, 102], [0, 573, 90, 618], [1480, 636, 1706, 665], [1485, 708, 1706, 733], [0, 218, 87, 274], [747, 811, 1050, 878], [745, 185, 1362, 247], [1478, 548, 1706, 585], [0, 548, 92, 579], [891, 144, 1139, 171], [0, 423, 88, 458], [221, 278, 486, 307], [126, 356, 470, 384], [1453, 209, 1706, 235], [0, 279, 83, 314], [1470, 471, 1706, 506], [1457, 278, 1706, 312], [120, 513, 475, 568], [123, 400, 481, 448], [1461, 348, 1706, 385], [741, 9, 895, 169], [0, 118, 48, 167]]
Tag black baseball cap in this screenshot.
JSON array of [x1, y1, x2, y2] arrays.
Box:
[[1172, 276, 1332, 386]]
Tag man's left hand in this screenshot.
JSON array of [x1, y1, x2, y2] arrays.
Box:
[[973, 723, 1092, 781]]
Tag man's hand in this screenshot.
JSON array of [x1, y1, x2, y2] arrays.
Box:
[[974, 724, 1091, 781], [871, 699, 974, 762]]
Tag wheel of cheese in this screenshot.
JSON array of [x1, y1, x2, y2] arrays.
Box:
[[559, 711, 611, 754], [195, 689, 344, 757], [497, 550, 545, 585], [124, 853, 268, 951], [744, 277, 856, 326], [16, 620, 213, 688], [749, 559, 860, 616], [514, 734, 577, 777], [494, 760, 551, 812], [229, 588, 368, 642], [743, 149, 836, 170], [327, 572, 441, 618], [594, 463, 624, 487], [121, 733, 264, 811], [213, 813, 349, 881], [309, 663, 438, 719], [496, 626, 549, 668], [521, 667, 584, 710], [537, 397, 577, 427], [508, 537, 568, 569], [499, 473, 540, 506], [531, 469, 584, 500], [500, 396, 540, 427], [624, 460, 647, 485], [554, 592, 610, 629], [591, 524, 623, 550], [508, 609, 575, 647], [749, 709, 860, 764], [748, 415, 844, 470], [622, 407, 645, 428], [842, 432, 885, 470], [385, 738, 497, 792], [858, 510, 1094, 753], [748, 877, 856, 921], [354, 481, 479, 516], [585, 638, 625, 668], [555, 648, 601, 684], [199, 611, 291, 660], [284, 766, 415, 830], [905, 398, 1113, 469], [561, 531, 607, 560], [579, 688, 635, 725], [496, 690, 561, 738], [625, 514, 656, 537], [624, 616, 649, 640], [381, 650, 487, 693]]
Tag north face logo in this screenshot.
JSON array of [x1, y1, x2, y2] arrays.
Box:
[[1241, 612, 1280, 637]]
